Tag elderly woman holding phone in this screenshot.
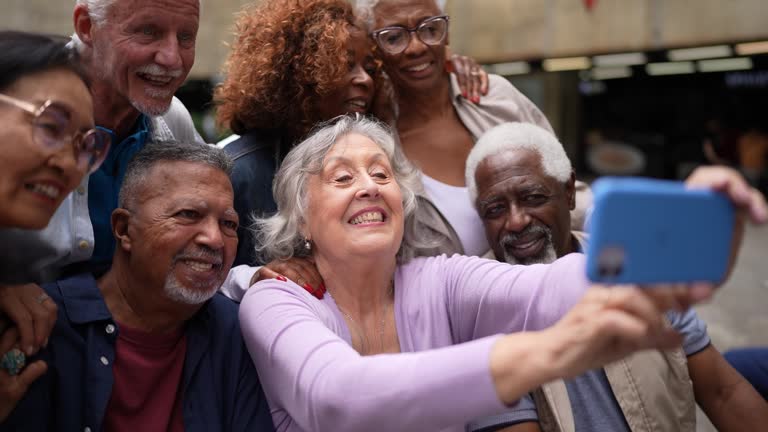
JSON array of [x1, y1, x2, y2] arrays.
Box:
[[237, 115, 766, 431]]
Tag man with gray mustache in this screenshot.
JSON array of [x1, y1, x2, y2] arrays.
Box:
[[0, 0, 205, 284], [2, 141, 275, 431], [464, 122, 768, 432]]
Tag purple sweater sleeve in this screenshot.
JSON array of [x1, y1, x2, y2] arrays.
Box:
[[428, 253, 590, 341], [238, 253, 589, 431], [239, 281, 509, 432]]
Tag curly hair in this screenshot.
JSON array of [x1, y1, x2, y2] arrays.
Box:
[[215, 0, 363, 138]]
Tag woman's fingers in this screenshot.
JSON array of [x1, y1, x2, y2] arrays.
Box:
[[17, 287, 56, 354]]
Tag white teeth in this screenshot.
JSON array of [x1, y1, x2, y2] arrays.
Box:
[[26, 183, 60, 199], [348, 100, 366, 109], [407, 63, 430, 72], [350, 211, 384, 225], [138, 73, 173, 85], [184, 261, 213, 272]]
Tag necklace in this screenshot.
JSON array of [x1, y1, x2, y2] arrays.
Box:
[[335, 302, 388, 354], [329, 282, 394, 355]]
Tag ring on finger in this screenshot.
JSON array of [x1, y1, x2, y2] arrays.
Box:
[[470, 69, 482, 76], [35, 293, 50, 304]]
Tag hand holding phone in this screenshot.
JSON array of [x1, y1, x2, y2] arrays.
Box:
[[586, 177, 735, 284]]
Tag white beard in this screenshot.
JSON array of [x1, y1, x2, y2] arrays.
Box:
[[163, 271, 218, 305]]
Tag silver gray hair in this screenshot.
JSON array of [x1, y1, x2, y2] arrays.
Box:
[[465, 122, 573, 205], [255, 115, 427, 263], [119, 140, 233, 210], [70, 0, 201, 51], [356, 0, 446, 28]]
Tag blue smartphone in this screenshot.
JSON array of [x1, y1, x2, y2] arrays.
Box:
[[586, 177, 735, 284]]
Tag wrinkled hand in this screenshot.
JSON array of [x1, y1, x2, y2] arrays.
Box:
[[0, 327, 47, 422], [0, 284, 57, 356], [448, 54, 489, 104], [686, 166, 768, 279], [251, 257, 325, 297], [544, 283, 713, 380]]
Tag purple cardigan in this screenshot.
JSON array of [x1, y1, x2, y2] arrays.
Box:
[[239, 253, 590, 432]]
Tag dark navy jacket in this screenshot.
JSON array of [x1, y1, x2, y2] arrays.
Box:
[[224, 129, 292, 267], [1, 274, 275, 432]]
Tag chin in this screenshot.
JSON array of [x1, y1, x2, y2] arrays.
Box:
[[164, 273, 219, 305], [130, 97, 172, 117]]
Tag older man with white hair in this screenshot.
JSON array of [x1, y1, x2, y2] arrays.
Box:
[[464, 122, 768, 432], [0, 0, 205, 284], [1, 140, 275, 432]]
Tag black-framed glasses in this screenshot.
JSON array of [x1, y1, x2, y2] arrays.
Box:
[[0, 93, 111, 174], [371, 15, 450, 55]]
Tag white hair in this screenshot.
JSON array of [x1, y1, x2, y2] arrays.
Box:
[[356, 0, 446, 27], [465, 122, 573, 204], [70, 0, 201, 51], [75, 0, 116, 25], [255, 115, 432, 264]]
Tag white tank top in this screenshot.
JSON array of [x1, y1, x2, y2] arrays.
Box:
[[421, 174, 490, 257]]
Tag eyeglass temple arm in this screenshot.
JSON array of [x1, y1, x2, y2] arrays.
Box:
[[0, 94, 38, 115]]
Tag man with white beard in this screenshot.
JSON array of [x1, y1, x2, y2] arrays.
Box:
[[2, 141, 275, 431], [464, 122, 768, 432], [0, 0, 205, 283]]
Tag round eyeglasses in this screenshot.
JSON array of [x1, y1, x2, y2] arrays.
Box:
[[0, 93, 111, 174], [371, 15, 449, 56]]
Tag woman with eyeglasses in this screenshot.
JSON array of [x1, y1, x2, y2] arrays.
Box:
[[214, 0, 487, 295], [0, 30, 110, 421], [0, 32, 110, 230], [357, 0, 559, 259]]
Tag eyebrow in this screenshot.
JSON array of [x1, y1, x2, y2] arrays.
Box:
[[323, 153, 388, 169]]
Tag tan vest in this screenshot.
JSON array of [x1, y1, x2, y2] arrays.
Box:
[[532, 338, 696, 432]]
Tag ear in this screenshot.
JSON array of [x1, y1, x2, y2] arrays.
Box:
[[111, 208, 133, 252], [73, 4, 95, 48], [566, 171, 577, 211]]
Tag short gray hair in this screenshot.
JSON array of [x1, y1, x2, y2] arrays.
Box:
[[356, 0, 445, 28], [465, 122, 573, 205], [255, 115, 427, 263], [119, 140, 233, 209], [75, 0, 115, 25], [70, 0, 201, 51]]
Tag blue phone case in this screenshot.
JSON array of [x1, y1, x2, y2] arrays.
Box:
[[586, 177, 734, 284]]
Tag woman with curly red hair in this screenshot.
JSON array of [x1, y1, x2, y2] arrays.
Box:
[[215, 0, 484, 269], [215, 0, 377, 267]]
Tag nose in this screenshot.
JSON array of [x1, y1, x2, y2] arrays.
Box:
[[195, 216, 225, 251], [352, 65, 374, 93], [355, 175, 381, 200], [503, 205, 532, 234], [403, 31, 428, 56], [154, 35, 183, 70]]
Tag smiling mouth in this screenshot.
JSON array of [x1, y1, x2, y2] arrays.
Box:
[[137, 72, 175, 86], [405, 62, 431, 73], [349, 211, 385, 225], [25, 183, 61, 200], [180, 259, 222, 273], [346, 99, 368, 111]]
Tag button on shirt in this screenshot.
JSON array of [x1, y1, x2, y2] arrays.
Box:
[[1, 274, 274, 432]]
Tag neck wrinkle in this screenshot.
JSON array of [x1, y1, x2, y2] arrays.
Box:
[[90, 78, 142, 140], [315, 253, 396, 319], [395, 74, 453, 127]]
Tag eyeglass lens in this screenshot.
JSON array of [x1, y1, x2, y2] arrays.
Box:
[[376, 17, 447, 54], [32, 104, 110, 173]]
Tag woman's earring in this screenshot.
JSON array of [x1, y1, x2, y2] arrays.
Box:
[[305, 239, 312, 252]]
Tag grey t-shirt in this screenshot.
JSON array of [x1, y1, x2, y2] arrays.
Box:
[[467, 308, 710, 432]]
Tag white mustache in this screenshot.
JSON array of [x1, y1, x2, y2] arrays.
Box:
[[136, 64, 183, 78]]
